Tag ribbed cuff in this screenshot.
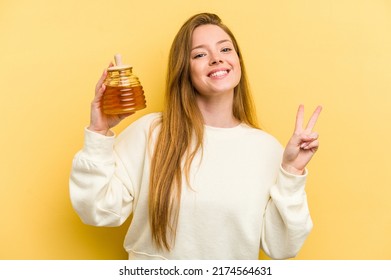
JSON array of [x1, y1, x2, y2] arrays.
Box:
[[82, 127, 116, 163], [274, 165, 308, 197]]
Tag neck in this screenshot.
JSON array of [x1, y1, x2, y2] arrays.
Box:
[[196, 92, 240, 128]]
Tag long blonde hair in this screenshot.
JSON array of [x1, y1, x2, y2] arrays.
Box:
[[149, 12, 259, 251]]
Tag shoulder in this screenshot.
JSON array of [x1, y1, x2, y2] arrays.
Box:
[[129, 112, 162, 129], [116, 112, 161, 143], [240, 124, 282, 149], [238, 125, 284, 164], [122, 112, 161, 133]]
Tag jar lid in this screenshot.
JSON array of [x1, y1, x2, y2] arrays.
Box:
[[107, 54, 132, 71]]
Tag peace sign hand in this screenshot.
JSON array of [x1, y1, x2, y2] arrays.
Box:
[[282, 105, 322, 175]]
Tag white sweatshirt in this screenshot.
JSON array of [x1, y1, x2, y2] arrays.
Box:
[[69, 112, 313, 260]]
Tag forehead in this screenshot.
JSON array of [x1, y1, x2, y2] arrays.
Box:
[[191, 24, 232, 46]]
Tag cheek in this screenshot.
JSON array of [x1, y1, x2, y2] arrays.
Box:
[[190, 64, 204, 86]]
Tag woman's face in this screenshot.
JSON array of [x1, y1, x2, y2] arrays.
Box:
[[189, 24, 241, 98]]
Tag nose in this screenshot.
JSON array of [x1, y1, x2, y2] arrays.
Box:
[[209, 52, 223, 65]]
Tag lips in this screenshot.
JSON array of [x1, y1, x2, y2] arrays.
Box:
[[208, 69, 230, 78]]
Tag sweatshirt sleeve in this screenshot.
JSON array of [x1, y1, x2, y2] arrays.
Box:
[[260, 166, 313, 259], [69, 128, 135, 227]]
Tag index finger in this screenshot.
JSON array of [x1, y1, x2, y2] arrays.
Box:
[[294, 104, 305, 133], [95, 62, 114, 93], [305, 105, 323, 131]]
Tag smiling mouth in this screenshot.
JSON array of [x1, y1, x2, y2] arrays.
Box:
[[208, 70, 230, 78]]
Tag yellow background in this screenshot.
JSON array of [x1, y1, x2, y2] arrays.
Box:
[[1, 0, 390, 259]]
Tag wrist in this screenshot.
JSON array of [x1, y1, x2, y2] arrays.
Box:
[[281, 163, 305, 175], [87, 125, 110, 136]]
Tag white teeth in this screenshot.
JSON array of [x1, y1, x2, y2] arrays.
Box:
[[210, 70, 228, 77]]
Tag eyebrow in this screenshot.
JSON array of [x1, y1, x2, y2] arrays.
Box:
[[191, 39, 233, 51]]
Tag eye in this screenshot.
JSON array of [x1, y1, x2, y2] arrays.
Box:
[[193, 53, 206, 59], [221, 47, 232, 53]]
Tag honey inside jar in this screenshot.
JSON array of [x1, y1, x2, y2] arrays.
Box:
[[102, 54, 146, 115]]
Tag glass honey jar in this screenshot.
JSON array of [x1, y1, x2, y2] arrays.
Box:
[[102, 54, 146, 115]]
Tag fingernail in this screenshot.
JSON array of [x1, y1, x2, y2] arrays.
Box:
[[310, 133, 318, 139]]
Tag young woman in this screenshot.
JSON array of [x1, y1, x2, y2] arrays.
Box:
[[69, 12, 322, 260]]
